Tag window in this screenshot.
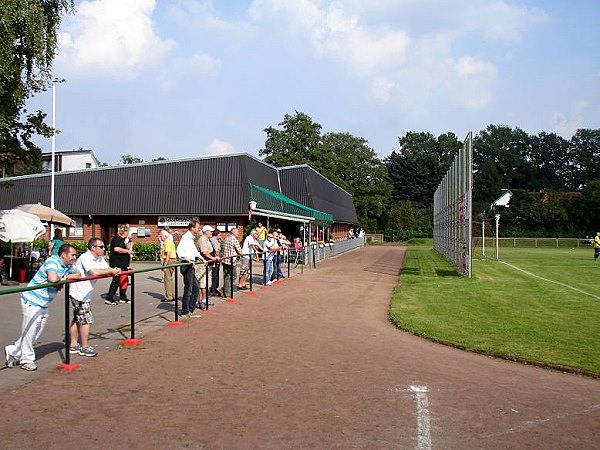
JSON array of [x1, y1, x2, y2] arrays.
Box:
[[69, 217, 84, 238], [216, 222, 238, 232]]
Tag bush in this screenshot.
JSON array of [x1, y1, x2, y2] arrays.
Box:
[[132, 242, 159, 261]]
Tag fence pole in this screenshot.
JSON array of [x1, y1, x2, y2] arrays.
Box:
[[64, 283, 71, 365], [230, 261, 234, 298], [205, 266, 210, 310], [249, 254, 253, 291], [174, 266, 179, 321], [129, 273, 135, 339]]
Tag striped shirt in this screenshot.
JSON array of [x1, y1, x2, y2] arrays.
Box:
[[21, 255, 78, 308]]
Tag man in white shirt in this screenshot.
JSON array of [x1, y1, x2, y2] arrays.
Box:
[[69, 238, 121, 357], [176, 220, 202, 317], [238, 229, 263, 289]]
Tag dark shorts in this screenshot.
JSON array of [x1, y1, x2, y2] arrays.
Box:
[[70, 296, 94, 325]]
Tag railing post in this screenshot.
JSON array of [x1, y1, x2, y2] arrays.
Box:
[[64, 283, 71, 365], [205, 265, 210, 310], [230, 259, 235, 297], [130, 272, 135, 339], [249, 253, 253, 291], [174, 266, 179, 321]]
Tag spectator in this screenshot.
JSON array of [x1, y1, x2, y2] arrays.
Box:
[[593, 231, 600, 261], [221, 228, 243, 298], [293, 237, 302, 264], [5, 244, 80, 371], [159, 230, 176, 302], [48, 228, 64, 256], [196, 225, 219, 310], [238, 229, 263, 289], [210, 229, 223, 297], [176, 220, 202, 318], [105, 224, 133, 305], [69, 238, 121, 357], [255, 221, 267, 257], [263, 232, 278, 285]]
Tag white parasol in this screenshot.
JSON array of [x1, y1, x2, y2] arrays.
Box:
[[0, 209, 46, 243]]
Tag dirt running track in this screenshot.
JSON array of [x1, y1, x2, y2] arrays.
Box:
[[0, 245, 598, 449]]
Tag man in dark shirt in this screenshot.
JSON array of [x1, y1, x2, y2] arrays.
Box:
[[105, 224, 133, 305]]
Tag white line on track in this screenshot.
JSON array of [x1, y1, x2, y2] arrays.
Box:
[[499, 261, 600, 301], [407, 385, 432, 450]]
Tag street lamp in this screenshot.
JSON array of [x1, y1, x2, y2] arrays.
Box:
[[491, 190, 513, 260]]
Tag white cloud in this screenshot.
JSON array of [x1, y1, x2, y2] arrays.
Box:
[[206, 138, 238, 155], [370, 77, 395, 103], [56, 0, 173, 79]]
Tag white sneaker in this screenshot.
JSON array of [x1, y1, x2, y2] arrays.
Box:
[[20, 362, 37, 371]]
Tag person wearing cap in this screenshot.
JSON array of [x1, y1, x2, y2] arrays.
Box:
[[176, 220, 202, 317], [196, 225, 220, 309]]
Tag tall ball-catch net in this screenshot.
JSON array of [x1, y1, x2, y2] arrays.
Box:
[[433, 132, 473, 277]]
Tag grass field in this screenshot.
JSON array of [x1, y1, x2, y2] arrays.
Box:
[[389, 245, 600, 375]]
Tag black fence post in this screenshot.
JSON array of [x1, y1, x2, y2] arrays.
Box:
[[249, 253, 253, 291], [64, 283, 71, 365], [205, 265, 210, 311], [174, 266, 179, 321], [130, 272, 135, 339], [230, 261, 234, 298]]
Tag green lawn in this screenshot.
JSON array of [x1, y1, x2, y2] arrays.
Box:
[[390, 246, 600, 375]]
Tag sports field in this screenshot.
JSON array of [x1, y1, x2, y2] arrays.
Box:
[[390, 245, 600, 375]]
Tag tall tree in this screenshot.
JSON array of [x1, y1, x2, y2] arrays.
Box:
[[473, 125, 532, 192], [0, 0, 74, 176], [320, 132, 391, 227], [385, 131, 461, 208], [568, 129, 600, 190], [260, 112, 391, 228], [259, 111, 322, 168], [526, 132, 570, 191]]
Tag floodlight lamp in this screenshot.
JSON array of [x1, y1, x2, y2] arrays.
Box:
[[492, 190, 512, 209]]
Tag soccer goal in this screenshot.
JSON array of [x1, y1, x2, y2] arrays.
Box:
[[433, 133, 473, 277]]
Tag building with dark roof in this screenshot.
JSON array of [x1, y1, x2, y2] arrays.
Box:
[[0, 153, 357, 244]]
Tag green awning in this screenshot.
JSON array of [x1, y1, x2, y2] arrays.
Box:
[[249, 184, 333, 224]]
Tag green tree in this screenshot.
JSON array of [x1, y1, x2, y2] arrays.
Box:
[[120, 154, 144, 164], [572, 179, 600, 232], [319, 132, 391, 226], [473, 125, 533, 191], [260, 112, 391, 228], [0, 0, 74, 176], [526, 132, 570, 191], [568, 129, 600, 190], [385, 131, 461, 208], [259, 111, 322, 167]]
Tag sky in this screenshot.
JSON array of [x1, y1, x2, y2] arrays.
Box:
[[28, 0, 600, 165]]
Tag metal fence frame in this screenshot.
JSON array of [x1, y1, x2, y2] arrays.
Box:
[[433, 132, 473, 277]]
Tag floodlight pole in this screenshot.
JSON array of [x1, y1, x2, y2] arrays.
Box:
[[495, 214, 500, 260]]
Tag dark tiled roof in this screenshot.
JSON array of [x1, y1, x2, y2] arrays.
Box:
[[278, 165, 357, 224], [0, 154, 357, 224]]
